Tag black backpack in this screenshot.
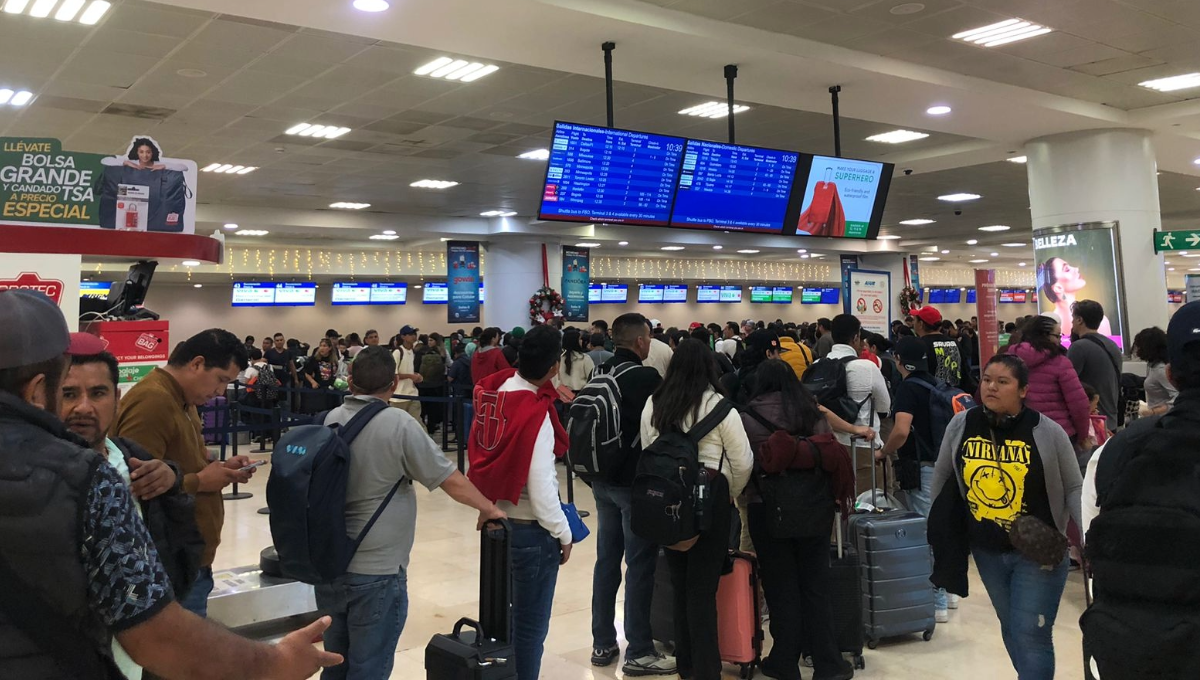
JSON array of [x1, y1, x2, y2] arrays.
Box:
[[566, 362, 640, 485], [1081, 413, 1200, 679], [266, 400, 405, 584], [802, 355, 864, 424], [632, 398, 733, 549], [743, 409, 836, 539]]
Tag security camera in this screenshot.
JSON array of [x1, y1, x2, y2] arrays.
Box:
[[903, 168, 913, 176], [954, 210, 963, 216]]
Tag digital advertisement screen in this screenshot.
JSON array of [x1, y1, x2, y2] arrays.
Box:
[[750, 286, 773, 303], [638, 284, 665, 303], [589, 283, 628, 304], [538, 122, 685, 226], [664, 284, 687, 303], [422, 282, 448, 304], [331, 282, 408, 306], [80, 281, 111, 299], [790, 155, 892, 239], [232, 282, 316, 307], [668, 140, 799, 234]]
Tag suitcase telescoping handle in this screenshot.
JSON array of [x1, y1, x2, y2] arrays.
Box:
[[480, 519, 513, 645]]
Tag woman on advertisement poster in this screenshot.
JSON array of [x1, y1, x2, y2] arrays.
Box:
[[1036, 256, 1113, 337]]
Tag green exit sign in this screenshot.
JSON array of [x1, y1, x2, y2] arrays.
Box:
[[1155, 230, 1200, 252]]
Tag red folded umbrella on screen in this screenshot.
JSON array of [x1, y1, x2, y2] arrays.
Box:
[[797, 169, 847, 237]]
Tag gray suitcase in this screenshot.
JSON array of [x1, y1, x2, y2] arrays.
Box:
[[848, 437, 936, 650]]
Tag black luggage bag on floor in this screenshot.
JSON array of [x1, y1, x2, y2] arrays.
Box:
[[827, 514, 866, 670], [650, 549, 675, 649], [426, 520, 517, 679]]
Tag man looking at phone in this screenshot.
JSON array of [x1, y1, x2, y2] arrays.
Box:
[[113, 329, 258, 617]]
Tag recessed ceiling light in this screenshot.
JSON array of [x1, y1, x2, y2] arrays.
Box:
[[414, 57, 499, 82], [181, 260, 201, 267], [737, 249, 761, 254], [877, 235, 902, 240], [352, 0, 389, 11], [0, 89, 32, 107], [797, 249, 807, 253], [575, 242, 601, 248], [286, 123, 350, 139], [990, 252, 1000, 257], [223, 223, 238, 230], [369, 234, 400, 241], [926, 105, 952, 115], [866, 130, 930, 144], [233, 230, 269, 236], [1007, 156, 1028, 163], [679, 101, 750, 118], [200, 163, 256, 174], [330, 202, 371, 210], [480, 210, 518, 217], [411, 179, 458, 189], [966, 239, 978, 245], [1019, 262, 1027, 267], [712, 245, 723, 250], [940, 249, 950, 254], [1193, 158, 1200, 165], [899, 219, 935, 225], [979, 225, 1011, 232], [2, 0, 30, 13], [193, 283, 203, 288], [661, 246, 685, 251], [518, 149, 550, 160], [77, 0, 108, 24], [969, 259, 989, 264], [54, 0, 85, 20], [382, 230, 396, 235], [1169, 267, 1176, 271], [953, 18, 1052, 47], [939, 193, 981, 202], [1139, 73, 1200, 92], [29, 0, 58, 17], [618, 241, 629, 246], [439, 237, 451, 242], [919, 256, 940, 261], [1001, 242, 1026, 247]]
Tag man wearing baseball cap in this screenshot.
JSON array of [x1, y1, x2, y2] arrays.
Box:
[[1080, 301, 1200, 676], [0, 290, 342, 678], [912, 306, 974, 393], [391, 324, 424, 420]]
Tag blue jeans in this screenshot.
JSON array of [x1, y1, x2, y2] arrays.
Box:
[[314, 571, 407, 680], [973, 548, 1069, 680], [898, 466, 948, 610], [511, 523, 562, 680], [179, 567, 213, 617], [590, 481, 659, 659]]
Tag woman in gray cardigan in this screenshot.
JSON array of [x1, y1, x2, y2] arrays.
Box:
[[932, 353, 1083, 680]]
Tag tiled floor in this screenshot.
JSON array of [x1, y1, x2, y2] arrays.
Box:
[[214, 449, 1087, 679]]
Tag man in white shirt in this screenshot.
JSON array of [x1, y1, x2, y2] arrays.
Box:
[[643, 320, 674, 378], [391, 324, 423, 420], [467, 325, 574, 680], [825, 314, 891, 450]]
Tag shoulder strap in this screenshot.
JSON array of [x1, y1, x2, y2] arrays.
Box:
[[908, 377, 939, 392], [0, 551, 119, 679], [839, 355, 857, 366], [337, 399, 390, 445], [1080, 334, 1121, 376], [744, 406, 787, 434], [687, 398, 734, 445]]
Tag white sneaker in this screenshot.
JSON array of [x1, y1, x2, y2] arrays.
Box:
[[935, 608, 950, 623], [947, 594, 960, 610], [622, 653, 677, 677]]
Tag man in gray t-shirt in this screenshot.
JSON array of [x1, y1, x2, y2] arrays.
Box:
[[316, 347, 504, 679], [1068, 300, 1123, 431]]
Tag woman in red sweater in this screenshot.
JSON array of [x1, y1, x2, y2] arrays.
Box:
[[472, 327, 511, 383]]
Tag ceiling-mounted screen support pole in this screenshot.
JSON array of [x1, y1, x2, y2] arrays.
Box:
[[829, 85, 842, 157], [725, 64, 738, 144], [603, 42, 616, 127]]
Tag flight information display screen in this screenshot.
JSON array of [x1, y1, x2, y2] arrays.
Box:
[[669, 140, 799, 233], [331, 282, 408, 305], [638, 284, 665, 303], [772, 286, 793, 303], [589, 283, 629, 303], [663, 284, 687, 302], [232, 282, 316, 307], [698, 285, 742, 303], [801, 287, 840, 304], [538, 122, 685, 226], [750, 286, 773, 303], [967, 289, 977, 304], [423, 282, 448, 304]]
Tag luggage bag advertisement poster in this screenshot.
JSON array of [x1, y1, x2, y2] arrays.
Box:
[[1, 135, 197, 233]]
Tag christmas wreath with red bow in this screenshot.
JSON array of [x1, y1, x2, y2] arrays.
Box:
[[529, 286, 565, 326], [899, 286, 922, 316]]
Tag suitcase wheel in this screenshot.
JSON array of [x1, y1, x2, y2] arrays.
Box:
[[854, 655, 866, 670], [739, 662, 756, 679], [923, 628, 935, 642], [866, 638, 879, 650]]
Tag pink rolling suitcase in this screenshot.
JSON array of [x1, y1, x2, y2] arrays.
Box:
[[717, 551, 763, 678]]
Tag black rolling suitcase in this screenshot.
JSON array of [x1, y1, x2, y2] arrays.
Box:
[[426, 520, 517, 679], [826, 514, 866, 670]]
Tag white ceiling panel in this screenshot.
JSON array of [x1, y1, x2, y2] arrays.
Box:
[[103, 2, 210, 38], [267, 33, 374, 64], [727, 1, 836, 33]]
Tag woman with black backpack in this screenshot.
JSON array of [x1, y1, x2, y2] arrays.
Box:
[[740, 360, 860, 680], [639, 339, 753, 680]]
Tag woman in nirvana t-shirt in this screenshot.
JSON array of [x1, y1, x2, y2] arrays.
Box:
[[931, 353, 1083, 680]]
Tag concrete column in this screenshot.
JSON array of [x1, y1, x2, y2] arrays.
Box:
[[1025, 129, 1167, 347], [484, 239, 561, 332]]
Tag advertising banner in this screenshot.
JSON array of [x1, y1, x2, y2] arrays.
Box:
[[795, 156, 886, 238], [1187, 275, 1200, 304], [1, 136, 197, 233], [840, 254, 859, 314], [82, 320, 169, 389], [561, 247, 590, 322], [1032, 221, 1126, 349], [909, 254, 921, 294], [0, 253, 82, 330], [446, 241, 481, 324], [848, 268, 890, 335], [975, 269, 999, 369]]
